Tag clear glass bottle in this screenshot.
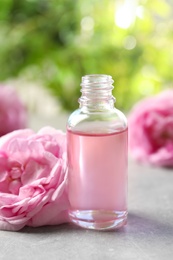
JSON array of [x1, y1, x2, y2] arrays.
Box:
[[67, 74, 128, 230]]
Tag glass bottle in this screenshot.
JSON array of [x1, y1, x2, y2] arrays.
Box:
[[67, 74, 128, 230]]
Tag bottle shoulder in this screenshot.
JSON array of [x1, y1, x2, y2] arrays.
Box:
[[67, 108, 127, 133]]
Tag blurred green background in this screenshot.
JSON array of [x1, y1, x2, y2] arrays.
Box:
[[0, 0, 172, 112]]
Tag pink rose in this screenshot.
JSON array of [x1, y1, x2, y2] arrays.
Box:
[[128, 90, 173, 167], [0, 85, 27, 137], [0, 127, 69, 231]]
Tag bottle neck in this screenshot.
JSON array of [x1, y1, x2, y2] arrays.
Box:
[[79, 74, 116, 111]]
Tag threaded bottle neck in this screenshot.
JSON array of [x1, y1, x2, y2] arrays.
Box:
[[79, 74, 115, 111]]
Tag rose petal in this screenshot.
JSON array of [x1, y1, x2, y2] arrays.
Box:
[[0, 129, 34, 150], [0, 219, 26, 231]]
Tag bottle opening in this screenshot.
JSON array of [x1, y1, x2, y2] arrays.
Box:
[[81, 74, 114, 87], [79, 74, 115, 109]]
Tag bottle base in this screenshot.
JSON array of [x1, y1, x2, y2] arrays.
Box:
[[68, 210, 127, 231]]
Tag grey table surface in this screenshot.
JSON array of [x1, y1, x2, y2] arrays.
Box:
[[0, 115, 173, 260]]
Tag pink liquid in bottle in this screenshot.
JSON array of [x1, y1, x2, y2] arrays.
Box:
[[67, 128, 128, 230]]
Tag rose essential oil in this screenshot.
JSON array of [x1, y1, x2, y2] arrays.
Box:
[[67, 75, 128, 230]]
